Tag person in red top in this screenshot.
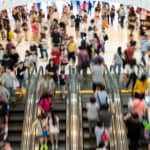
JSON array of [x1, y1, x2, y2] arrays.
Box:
[[51, 46, 61, 66], [124, 44, 134, 66]]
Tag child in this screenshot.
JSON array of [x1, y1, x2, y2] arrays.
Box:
[[32, 114, 48, 150]]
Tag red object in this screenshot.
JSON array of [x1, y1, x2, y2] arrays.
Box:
[[51, 49, 61, 65], [31, 23, 39, 32], [38, 97, 52, 113], [124, 47, 134, 62], [101, 129, 109, 143]]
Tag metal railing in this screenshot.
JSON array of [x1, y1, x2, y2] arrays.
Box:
[[21, 66, 43, 150], [109, 65, 129, 150]]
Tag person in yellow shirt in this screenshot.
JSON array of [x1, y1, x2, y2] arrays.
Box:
[[133, 74, 148, 97], [67, 36, 78, 60]]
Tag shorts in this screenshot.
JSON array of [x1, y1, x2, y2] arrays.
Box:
[[42, 130, 48, 138]]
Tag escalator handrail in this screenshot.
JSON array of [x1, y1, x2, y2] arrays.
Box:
[[30, 66, 44, 150], [20, 66, 43, 150], [110, 65, 129, 150], [21, 66, 37, 150], [103, 64, 120, 150]]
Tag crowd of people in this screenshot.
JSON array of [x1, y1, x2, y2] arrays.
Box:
[[0, 0, 149, 149]]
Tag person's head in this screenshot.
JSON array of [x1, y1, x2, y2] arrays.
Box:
[[40, 92, 50, 99], [18, 61, 24, 68], [90, 97, 96, 104], [134, 92, 145, 100], [131, 113, 139, 121], [49, 58, 54, 65], [3, 140, 13, 150], [140, 74, 147, 82], [117, 46, 122, 55], [91, 19, 94, 24], [6, 67, 11, 73], [88, 26, 92, 31], [99, 84, 106, 91], [96, 119, 104, 128]]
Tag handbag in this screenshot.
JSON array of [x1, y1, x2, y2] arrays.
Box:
[[98, 128, 109, 148]]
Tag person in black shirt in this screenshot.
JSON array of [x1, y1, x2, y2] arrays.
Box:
[[51, 27, 60, 46], [75, 15, 82, 37], [124, 113, 144, 150], [9, 47, 19, 69], [16, 62, 26, 88], [45, 59, 58, 84]]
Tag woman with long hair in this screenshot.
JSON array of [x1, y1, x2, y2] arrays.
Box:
[[48, 111, 59, 150]]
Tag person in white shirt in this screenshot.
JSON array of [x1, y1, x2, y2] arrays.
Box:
[[48, 111, 59, 150], [86, 97, 99, 136], [87, 26, 94, 43], [80, 19, 87, 39]]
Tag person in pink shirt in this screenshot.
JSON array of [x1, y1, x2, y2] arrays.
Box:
[[132, 93, 146, 118]]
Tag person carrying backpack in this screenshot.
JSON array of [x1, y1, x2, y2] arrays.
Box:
[[95, 119, 109, 149]]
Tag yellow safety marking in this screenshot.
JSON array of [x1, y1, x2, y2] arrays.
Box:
[[79, 90, 94, 94]]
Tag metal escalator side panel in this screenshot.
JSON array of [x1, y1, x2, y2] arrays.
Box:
[[21, 66, 44, 150]]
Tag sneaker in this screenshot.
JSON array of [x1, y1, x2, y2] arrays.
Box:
[[40, 144, 44, 150], [44, 144, 48, 150], [56, 144, 58, 149], [52, 144, 54, 150]]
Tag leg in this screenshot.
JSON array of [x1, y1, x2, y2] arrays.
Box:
[[117, 64, 122, 76], [55, 134, 59, 149], [126, 74, 132, 88], [141, 52, 146, 66], [44, 49, 48, 59], [50, 133, 54, 150], [88, 120, 93, 135], [40, 49, 44, 58]]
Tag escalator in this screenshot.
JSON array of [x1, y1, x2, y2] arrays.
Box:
[[20, 66, 67, 150], [111, 64, 149, 150], [47, 99, 66, 150], [8, 101, 25, 150], [82, 95, 96, 150], [80, 66, 127, 150]]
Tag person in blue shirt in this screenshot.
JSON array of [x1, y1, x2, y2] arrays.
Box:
[[141, 35, 150, 65]]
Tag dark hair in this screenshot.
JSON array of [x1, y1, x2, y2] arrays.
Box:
[[40, 93, 50, 100], [131, 113, 139, 119], [140, 74, 147, 81], [51, 111, 57, 126], [97, 119, 104, 128], [90, 97, 96, 103], [91, 19, 94, 24], [117, 46, 122, 56], [99, 84, 105, 91]]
